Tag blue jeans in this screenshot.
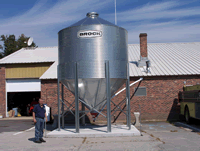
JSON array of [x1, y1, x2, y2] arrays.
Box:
[[35, 117, 44, 141]]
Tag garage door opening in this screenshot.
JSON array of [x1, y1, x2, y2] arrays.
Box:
[[7, 92, 41, 116]]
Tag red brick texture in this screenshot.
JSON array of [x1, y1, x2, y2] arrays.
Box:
[[41, 80, 93, 122], [139, 33, 148, 58], [40, 75, 200, 123], [41, 79, 60, 115], [128, 76, 200, 121], [0, 67, 6, 118]]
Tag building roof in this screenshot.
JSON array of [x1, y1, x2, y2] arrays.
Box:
[[0, 42, 200, 79], [40, 61, 58, 79], [0, 46, 58, 64], [129, 42, 200, 77]]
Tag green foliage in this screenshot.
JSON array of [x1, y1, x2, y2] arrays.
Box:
[[0, 34, 36, 59]]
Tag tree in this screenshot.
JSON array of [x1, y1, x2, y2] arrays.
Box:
[[0, 34, 36, 59], [0, 45, 3, 58]]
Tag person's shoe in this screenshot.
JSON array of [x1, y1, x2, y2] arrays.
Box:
[[34, 140, 42, 143], [39, 138, 46, 142]]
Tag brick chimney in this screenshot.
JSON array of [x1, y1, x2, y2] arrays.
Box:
[[139, 33, 147, 58], [138, 33, 149, 67]]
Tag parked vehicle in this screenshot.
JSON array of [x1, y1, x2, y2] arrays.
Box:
[[178, 85, 200, 123]]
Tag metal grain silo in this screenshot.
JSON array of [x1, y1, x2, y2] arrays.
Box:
[[58, 12, 128, 123]]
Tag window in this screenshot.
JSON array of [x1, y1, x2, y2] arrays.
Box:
[[134, 87, 147, 96]]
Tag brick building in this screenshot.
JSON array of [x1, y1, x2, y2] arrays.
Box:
[[0, 34, 199, 123]]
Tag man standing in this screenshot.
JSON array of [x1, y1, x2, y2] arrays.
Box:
[[33, 98, 47, 143]]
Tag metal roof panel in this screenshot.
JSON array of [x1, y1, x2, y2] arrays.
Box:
[[0, 42, 200, 79], [0, 47, 58, 64]]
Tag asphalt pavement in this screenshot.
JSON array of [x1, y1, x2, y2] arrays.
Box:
[[139, 120, 200, 151], [0, 117, 200, 151], [0, 119, 34, 133]]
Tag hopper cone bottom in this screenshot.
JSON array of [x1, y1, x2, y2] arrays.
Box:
[[61, 78, 125, 111]]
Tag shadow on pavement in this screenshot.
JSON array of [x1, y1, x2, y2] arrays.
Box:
[[167, 115, 200, 133], [28, 138, 35, 142], [46, 123, 57, 131]]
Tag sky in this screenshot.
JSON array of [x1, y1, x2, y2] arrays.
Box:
[[0, 0, 200, 47]]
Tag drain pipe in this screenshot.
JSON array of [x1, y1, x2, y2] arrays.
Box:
[[94, 78, 143, 121], [112, 78, 143, 97]]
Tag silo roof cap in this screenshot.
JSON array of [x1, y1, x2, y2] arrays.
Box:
[[86, 12, 99, 18], [68, 12, 117, 28]]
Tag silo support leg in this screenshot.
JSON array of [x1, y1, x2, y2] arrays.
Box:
[[75, 62, 80, 133], [126, 97, 128, 127], [61, 84, 64, 129], [126, 63, 131, 130], [57, 65, 60, 131], [105, 61, 111, 133]]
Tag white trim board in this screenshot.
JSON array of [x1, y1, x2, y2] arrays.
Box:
[[6, 79, 41, 92]]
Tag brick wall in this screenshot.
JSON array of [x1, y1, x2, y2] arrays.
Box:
[[41, 79, 59, 115], [0, 67, 6, 117], [41, 79, 93, 124], [130, 75, 200, 121], [41, 80, 75, 115], [41, 75, 200, 123]]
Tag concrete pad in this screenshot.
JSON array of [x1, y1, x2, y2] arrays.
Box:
[[47, 124, 141, 138]]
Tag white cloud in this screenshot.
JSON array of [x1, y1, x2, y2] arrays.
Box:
[[1, 0, 112, 26], [133, 1, 179, 13], [113, 0, 200, 44], [127, 21, 200, 44], [115, 1, 200, 22], [0, 0, 199, 47], [0, 0, 113, 47]]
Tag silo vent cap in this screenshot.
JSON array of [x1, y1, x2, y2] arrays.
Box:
[[86, 12, 99, 18]]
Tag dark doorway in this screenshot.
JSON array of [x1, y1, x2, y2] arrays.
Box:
[[7, 92, 41, 116]]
